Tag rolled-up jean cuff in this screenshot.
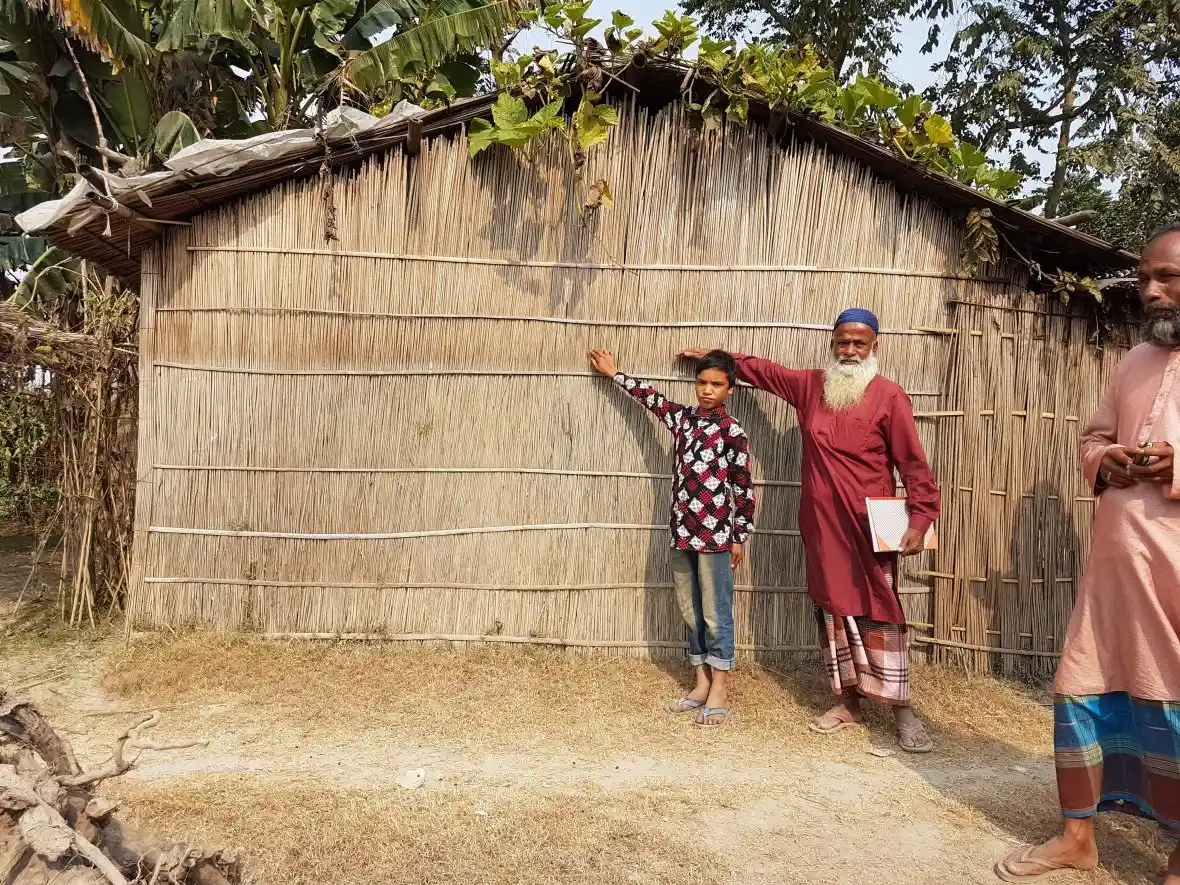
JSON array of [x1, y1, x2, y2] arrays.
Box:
[[687, 653, 707, 667], [705, 655, 733, 671]]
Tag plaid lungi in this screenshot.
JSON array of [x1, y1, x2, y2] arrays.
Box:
[[814, 567, 909, 705], [1055, 693, 1180, 837], [815, 608, 910, 705]]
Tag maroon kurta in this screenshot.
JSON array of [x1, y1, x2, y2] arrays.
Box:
[[735, 355, 940, 624]]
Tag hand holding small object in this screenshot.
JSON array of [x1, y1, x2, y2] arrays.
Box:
[[1098, 447, 1137, 488], [1127, 441, 1174, 485], [730, 543, 743, 571], [588, 349, 618, 377]]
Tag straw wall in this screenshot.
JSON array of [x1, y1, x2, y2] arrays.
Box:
[[128, 102, 1123, 671]]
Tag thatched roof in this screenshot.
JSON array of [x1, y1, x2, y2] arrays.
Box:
[[17, 61, 1137, 287]]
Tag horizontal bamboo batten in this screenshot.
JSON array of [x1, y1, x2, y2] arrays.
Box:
[[128, 101, 1124, 671]]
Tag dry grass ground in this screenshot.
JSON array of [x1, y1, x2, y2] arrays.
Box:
[[105, 779, 730, 885], [2, 563, 1172, 885], [102, 635, 1056, 762]]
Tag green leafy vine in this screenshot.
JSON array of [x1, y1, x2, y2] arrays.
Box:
[[465, 3, 1106, 294]]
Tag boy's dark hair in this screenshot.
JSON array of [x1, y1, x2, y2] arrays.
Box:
[[695, 349, 737, 387]]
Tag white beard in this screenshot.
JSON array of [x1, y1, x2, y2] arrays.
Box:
[[823, 355, 879, 411]]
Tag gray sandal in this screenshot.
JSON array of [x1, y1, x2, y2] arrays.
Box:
[[695, 707, 729, 728], [668, 698, 704, 714]]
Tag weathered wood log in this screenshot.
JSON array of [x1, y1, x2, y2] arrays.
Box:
[[0, 688, 247, 885]]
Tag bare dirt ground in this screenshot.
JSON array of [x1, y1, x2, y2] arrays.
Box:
[[1, 538, 1172, 885]]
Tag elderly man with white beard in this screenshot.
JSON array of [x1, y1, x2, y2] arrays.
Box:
[[680, 308, 941, 753]]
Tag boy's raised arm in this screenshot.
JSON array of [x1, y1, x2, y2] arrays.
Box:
[[589, 349, 686, 431], [677, 348, 805, 406]]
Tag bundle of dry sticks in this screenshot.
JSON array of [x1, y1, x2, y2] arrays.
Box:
[[0, 687, 247, 885]]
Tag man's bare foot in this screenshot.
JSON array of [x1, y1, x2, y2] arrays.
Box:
[[697, 669, 728, 726], [893, 706, 934, 753], [996, 835, 1099, 882], [810, 698, 863, 734], [669, 664, 711, 713]]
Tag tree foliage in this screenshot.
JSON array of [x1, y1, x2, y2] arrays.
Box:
[[927, 0, 1176, 219], [680, 0, 933, 82], [1054, 100, 1180, 248]]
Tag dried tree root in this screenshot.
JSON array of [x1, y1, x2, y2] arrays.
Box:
[[0, 688, 247, 885]]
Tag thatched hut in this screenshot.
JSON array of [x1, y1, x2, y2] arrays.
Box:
[[23, 65, 1138, 673]]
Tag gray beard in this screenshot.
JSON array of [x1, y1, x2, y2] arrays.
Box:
[[823, 355, 879, 411], [1142, 306, 1180, 348]]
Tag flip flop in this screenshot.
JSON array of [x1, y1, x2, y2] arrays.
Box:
[[695, 707, 729, 728], [897, 720, 934, 754], [809, 709, 863, 734], [667, 698, 704, 714], [994, 846, 1094, 882]]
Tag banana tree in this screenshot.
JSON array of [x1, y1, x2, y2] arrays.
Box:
[[1, 0, 522, 298], [154, 0, 525, 128], [0, 0, 241, 304]]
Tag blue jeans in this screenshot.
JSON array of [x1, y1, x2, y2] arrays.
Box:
[[669, 549, 735, 671]]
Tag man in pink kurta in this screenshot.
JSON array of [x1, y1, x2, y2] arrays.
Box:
[[680, 308, 941, 753], [996, 226, 1180, 884]]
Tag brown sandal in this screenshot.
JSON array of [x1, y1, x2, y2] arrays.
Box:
[[897, 720, 934, 753], [809, 706, 863, 734], [995, 846, 1095, 882]]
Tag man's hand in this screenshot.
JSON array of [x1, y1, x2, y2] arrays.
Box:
[[588, 349, 619, 377], [1099, 447, 1137, 489], [1128, 441, 1175, 485], [731, 543, 743, 571], [898, 528, 925, 556], [677, 347, 709, 361]]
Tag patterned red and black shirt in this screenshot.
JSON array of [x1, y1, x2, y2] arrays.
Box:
[[614, 372, 755, 553]]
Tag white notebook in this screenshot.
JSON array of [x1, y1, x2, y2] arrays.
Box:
[[865, 497, 937, 553]]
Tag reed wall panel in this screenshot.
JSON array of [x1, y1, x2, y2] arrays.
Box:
[[128, 102, 1123, 671]]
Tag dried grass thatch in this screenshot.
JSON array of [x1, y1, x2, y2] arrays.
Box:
[[126, 102, 1129, 674], [0, 301, 133, 373]]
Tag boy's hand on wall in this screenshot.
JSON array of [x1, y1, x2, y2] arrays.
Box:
[[588, 349, 619, 377], [677, 347, 708, 361]]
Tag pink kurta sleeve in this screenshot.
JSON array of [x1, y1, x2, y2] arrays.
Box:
[[1079, 381, 1124, 495], [732, 354, 807, 405], [884, 390, 940, 533]]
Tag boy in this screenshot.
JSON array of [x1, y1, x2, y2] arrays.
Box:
[[588, 348, 755, 728]]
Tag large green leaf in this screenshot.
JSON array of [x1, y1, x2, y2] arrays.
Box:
[[0, 235, 48, 272], [11, 246, 82, 314], [0, 163, 51, 214], [52, 89, 104, 148], [436, 56, 479, 96], [155, 0, 255, 50], [310, 0, 360, 36], [98, 70, 153, 150], [153, 109, 201, 158], [25, 0, 154, 65], [345, 0, 520, 94], [341, 0, 423, 49]]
